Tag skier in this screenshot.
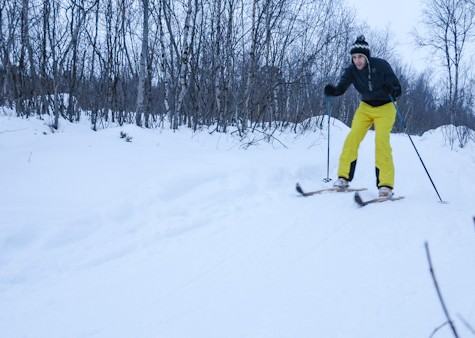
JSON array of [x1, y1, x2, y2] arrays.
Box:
[[324, 35, 401, 198]]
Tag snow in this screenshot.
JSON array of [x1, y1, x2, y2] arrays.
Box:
[[1, 110, 474, 338]]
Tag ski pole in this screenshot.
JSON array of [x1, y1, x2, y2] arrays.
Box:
[[389, 95, 445, 203], [324, 95, 332, 182]]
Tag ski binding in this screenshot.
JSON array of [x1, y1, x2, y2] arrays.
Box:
[[296, 183, 367, 197]]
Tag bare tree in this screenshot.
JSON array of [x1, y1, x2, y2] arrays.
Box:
[[3, 0, 471, 138], [242, 0, 259, 133], [65, 1, 93, 123], [136, 0, 150, 127], [153, 0, 172, 126], [415, 0, 475, 126], [19, 0, 40, 117], [0, 0, 19, 107], [173, 0, 194, 130]]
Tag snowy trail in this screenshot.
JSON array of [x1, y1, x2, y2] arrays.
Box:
[[1, 115, 474, 338]]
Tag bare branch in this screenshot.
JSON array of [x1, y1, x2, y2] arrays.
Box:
[[457, 314, 475, 335], [425, 242, 460, 338]]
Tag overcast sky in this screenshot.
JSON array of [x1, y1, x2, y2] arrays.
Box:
[[345, 0, 428, 71]]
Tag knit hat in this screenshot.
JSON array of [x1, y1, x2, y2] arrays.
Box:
[[350, 35, 370, 58]]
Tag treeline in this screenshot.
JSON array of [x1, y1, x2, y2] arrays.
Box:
[[1, 0, 474, 143]]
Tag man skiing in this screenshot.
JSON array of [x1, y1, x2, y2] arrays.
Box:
[[324, 35, 401, 198]]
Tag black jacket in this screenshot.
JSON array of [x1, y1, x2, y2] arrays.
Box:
[[332, 57, 401, 107]]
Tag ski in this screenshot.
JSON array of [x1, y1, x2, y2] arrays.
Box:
[[296, 183, 367, 197], [354, 192, 405, 206]]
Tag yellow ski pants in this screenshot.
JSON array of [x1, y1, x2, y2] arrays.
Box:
[[337, 101, 396, 188]]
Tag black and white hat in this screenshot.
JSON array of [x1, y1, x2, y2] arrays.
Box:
[[350, 35, 370, 58]]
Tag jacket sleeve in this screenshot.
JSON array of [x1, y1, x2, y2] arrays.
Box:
[[382, 60, 402, 98], [332, 67, 353, 96]]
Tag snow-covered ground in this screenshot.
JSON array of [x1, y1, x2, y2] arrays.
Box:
[[1, 110, 474, 338]]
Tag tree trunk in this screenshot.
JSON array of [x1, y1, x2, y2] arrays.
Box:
[[173, 0, 193, 130], [136, 0, 149, 127]]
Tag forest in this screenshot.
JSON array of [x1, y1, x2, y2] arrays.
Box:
[[1, 0, 475, 147]]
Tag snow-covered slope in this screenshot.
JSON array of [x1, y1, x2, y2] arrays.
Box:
[[1, 112, 474, 338]]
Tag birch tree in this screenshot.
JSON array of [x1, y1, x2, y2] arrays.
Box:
[[0, 0, 19, 107], [19, 0, 39, 116], [242, 0, 259, 132], [136, 0, 150, 127], [173, 0, 194, 130]]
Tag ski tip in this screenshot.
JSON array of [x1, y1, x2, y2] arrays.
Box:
[[295, 183, 304, 195], [354, 192, 365, 206]]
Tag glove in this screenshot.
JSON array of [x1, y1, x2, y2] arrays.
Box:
[[324, 84, 337, 96], [382, 83, 401, 98]]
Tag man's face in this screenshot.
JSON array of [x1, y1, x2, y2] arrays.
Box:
[[352, 54, 367, 70]]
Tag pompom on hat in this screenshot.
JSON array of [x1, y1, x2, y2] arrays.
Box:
[[350, 35, 370, 58]]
